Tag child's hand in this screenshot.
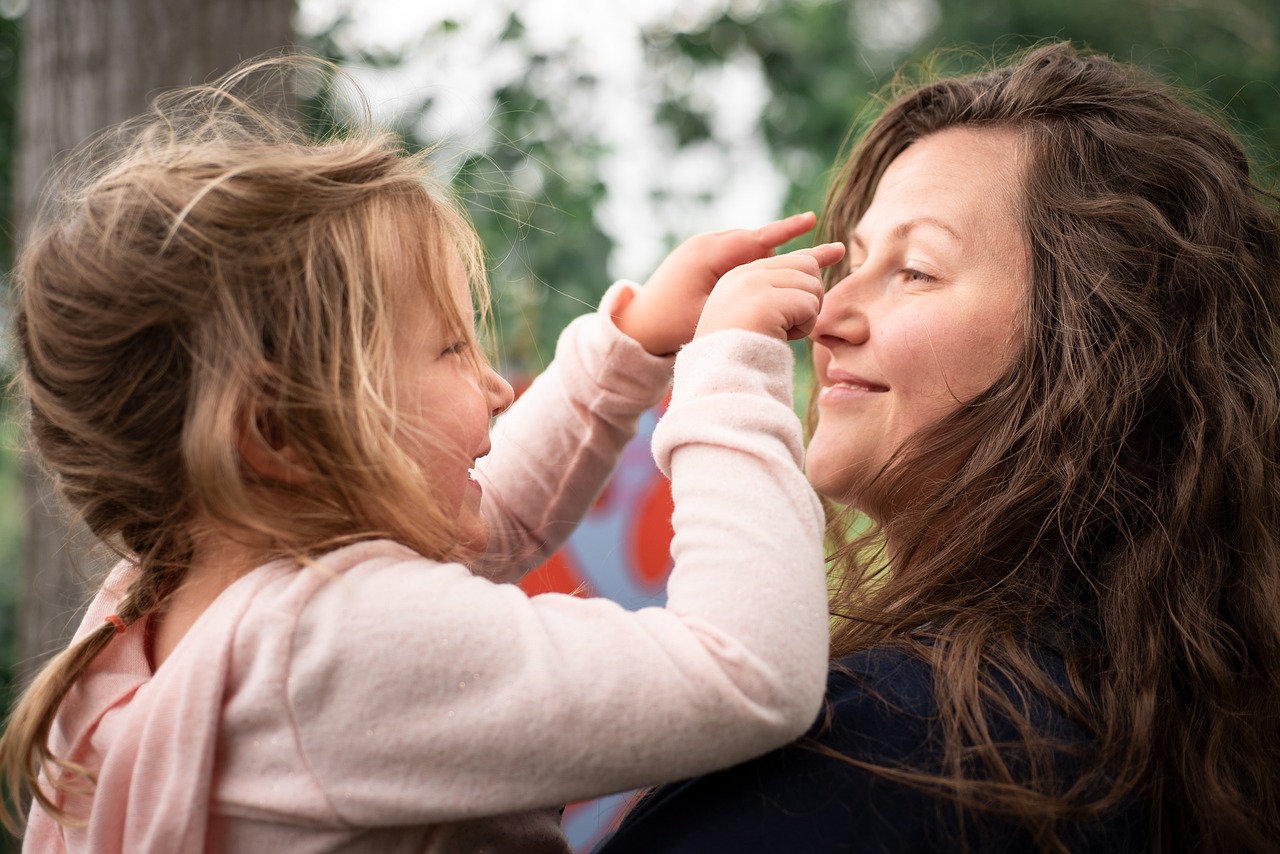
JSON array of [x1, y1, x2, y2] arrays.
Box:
[[615, 212, 820, 356], [695, 242, 845, 342]]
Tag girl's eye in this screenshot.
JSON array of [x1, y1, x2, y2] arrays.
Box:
[[441, 340, 468, 358]]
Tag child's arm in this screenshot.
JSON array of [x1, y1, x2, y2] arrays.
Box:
[[219, 237, 845, 827], [613, 211, 820, 355], [473, 213, 820, 579]]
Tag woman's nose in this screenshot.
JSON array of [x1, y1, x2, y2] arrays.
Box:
[[810, 272, 870, 349]]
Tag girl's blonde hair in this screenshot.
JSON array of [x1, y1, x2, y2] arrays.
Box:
[[1, 54, 492, 830]]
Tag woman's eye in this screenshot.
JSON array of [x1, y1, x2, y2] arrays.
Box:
[[441, 340, 468, 358], [901, 268, 936, 284]]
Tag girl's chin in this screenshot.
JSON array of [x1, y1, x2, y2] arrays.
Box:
[[456, 516, 490, 556]]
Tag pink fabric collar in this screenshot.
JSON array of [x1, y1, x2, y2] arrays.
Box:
[[29, 558, 292, 853]]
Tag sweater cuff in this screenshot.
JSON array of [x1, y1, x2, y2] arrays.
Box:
[[557, 280, 674, 414]]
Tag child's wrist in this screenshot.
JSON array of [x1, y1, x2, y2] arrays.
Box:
[[608, 283, 638, 334], [610, 285, 676, 356]]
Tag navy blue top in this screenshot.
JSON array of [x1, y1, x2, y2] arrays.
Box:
[[595, 645, 1145, 852]]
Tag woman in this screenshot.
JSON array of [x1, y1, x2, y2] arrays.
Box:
[[597, 41, 1280, 853]]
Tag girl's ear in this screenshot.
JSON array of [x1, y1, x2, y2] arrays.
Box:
[[236, 392, 313, 486]]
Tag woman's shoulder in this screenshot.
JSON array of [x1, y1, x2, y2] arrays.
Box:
[[826, 638, 1086, 746], [596, 640, 1114, 854], [828, 643, 938, 711], [595, 647, 945, 854]]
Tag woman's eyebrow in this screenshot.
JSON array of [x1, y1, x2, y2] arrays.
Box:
[[849, 217, 963, 250]]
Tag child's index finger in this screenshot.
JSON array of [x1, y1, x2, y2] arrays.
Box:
[[791, 241, 846, 269], [753, 211, 817, 249]]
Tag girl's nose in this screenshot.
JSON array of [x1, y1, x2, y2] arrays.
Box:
[[810, 272, 870, 349], [486, 365, 515, 417]]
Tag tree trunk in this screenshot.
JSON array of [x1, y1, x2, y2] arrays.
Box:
[[14, 0, 296, 677]]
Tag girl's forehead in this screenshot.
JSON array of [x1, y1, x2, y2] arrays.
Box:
[[442, 252, 475, 314], [383, 217, 459, 293]]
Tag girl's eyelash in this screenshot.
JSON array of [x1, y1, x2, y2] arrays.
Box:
[[442, 340, 468, 357]]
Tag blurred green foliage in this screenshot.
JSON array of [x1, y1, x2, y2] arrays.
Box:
[[450, 90, 613, 375], [653, 0, 1280, 220]]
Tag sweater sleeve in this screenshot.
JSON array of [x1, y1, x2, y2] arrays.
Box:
[[217, 328, 829, 828], [470, 282, 674, 582]]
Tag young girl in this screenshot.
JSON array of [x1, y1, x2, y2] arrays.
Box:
[[0, 59, 843, 852]]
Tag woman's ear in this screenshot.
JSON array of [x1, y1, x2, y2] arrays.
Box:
[[236, 390, 313, 486]]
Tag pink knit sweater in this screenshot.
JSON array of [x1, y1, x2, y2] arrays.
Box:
[[25, 286, 830, 853]]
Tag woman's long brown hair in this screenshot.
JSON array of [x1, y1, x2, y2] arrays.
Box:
[[815, 42, 1280, 851]]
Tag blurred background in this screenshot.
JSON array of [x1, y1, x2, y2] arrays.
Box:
[[0, 0, 1277, 850]]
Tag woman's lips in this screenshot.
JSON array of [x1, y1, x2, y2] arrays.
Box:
[[818, 368, 888, 403], [818, 382, 887, 404]]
